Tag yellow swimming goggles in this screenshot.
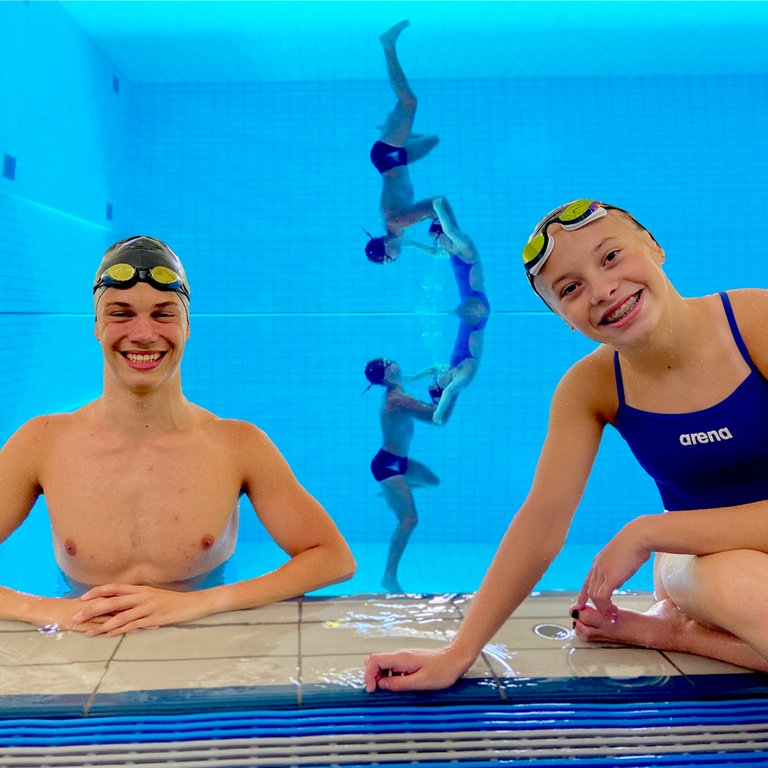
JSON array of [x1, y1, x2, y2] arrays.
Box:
[[522, 199, 618, 279], [93, 263, 190, 299]]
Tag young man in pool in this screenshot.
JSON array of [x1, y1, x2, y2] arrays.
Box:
[[364, 357, 457, 592], [0, 235, 355, 636]]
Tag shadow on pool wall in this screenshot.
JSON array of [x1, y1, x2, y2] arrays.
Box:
[[0, 1, 767, 597]]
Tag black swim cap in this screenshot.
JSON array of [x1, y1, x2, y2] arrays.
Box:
[[93, 235, 190, 316], [365, 236, 389, 264], [364, 358, 391, 386]]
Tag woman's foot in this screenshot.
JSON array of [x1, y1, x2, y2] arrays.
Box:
[[573, 598, 768, 672], [573, 599, 694, 653], [380, 20, 409, 49]]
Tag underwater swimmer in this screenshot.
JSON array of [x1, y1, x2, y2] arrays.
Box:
[[364, 358, 457, 592], [365, 20, 440, 265], [409, 197, 490, 424]]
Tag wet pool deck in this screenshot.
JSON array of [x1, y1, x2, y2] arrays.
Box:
[[0, 591, 766, 718]]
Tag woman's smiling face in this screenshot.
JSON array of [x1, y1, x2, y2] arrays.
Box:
[[534, 209, 667, 344]]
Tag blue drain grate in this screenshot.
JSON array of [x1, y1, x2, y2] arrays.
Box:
[[1, 700, 768, 765]]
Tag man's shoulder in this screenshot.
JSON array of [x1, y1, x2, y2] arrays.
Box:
[[200, 416, 288, 475], [199, 414, 270, 444], [1, 412, 81, 465], [384, 390, 422, 410], [15, 411, 78, 437]]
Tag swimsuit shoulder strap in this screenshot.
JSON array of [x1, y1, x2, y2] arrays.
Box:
[[613, 350, 627, 407], [719, 291, 757, 372]]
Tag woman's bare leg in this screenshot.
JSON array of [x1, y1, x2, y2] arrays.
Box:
[[433, 364, 474, 425]]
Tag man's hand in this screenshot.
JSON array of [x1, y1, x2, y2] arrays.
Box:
[[21, 596, 113, 634], [74, 584, 207, 636]]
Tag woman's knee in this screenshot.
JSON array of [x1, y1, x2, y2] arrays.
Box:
[[668, 550, 768, 627], [696, 549, 768, 591]]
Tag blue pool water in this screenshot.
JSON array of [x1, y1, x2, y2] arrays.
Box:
[[1, 1, 767, 600]]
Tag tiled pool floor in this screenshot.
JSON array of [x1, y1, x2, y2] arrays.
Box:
[[1, 591, 766, 718]]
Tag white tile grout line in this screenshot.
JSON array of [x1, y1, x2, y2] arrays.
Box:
[[297, 597, 304, 708], [84, 634, 126, 717]]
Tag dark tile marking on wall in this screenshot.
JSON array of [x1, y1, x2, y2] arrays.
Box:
[[2, 155, 16, 181]]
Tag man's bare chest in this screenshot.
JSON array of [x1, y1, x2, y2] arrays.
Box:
[[40, 433, 242, 531]]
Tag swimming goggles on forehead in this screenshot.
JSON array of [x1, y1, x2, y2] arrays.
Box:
[[522, 199, 613, 279], [93, 263, 190, 299]]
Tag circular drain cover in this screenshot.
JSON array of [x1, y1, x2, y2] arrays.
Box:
[[533, 623, 571, 640]]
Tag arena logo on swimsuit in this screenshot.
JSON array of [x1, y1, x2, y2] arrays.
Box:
[[679, 427, 733, 446]]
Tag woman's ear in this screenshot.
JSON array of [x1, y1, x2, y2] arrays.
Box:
[[645, 230, 665, 264], [552, 309, 574, 330]]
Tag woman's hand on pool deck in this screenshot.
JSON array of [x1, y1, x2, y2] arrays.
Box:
[[73, 583, 207, 636], [364, 647, 468, 692], [574, 518, 653, 621]]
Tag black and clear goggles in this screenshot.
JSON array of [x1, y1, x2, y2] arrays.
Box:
[[93, 263, 190, 300]]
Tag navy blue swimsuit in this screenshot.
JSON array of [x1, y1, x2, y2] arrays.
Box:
[[449, 254, 490, 367], [614, 292, 768, 511]]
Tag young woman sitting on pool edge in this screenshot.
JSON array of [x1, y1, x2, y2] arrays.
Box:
[[365, 198, 768, 692]]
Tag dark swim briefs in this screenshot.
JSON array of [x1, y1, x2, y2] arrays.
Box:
[[371, 448, 409, 481], [370, 141, 408, 174]]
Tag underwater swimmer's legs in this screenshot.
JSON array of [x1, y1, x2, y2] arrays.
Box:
[[379, 459, 439, 593]]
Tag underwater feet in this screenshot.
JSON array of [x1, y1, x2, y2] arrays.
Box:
[[380, 19, 409, 49], [382, 573, 404, 593]]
